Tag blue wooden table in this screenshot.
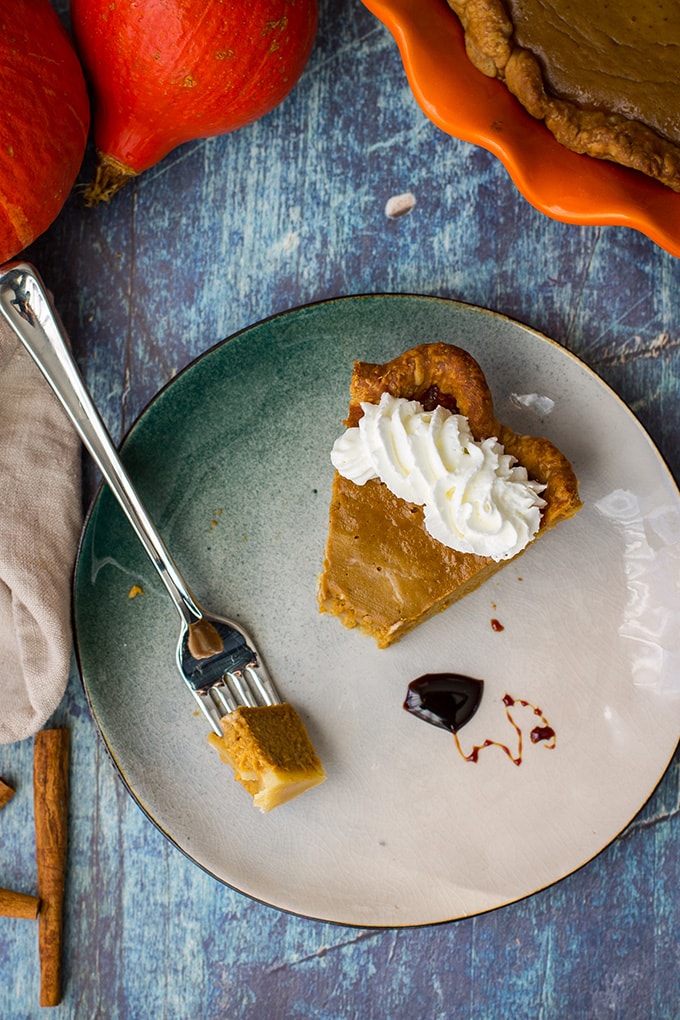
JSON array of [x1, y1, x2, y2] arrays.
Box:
[[1, 1, 678, 1016]]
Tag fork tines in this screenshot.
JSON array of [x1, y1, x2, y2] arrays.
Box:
[[211, 661, 280, 715], [193, 658, 282, 735]]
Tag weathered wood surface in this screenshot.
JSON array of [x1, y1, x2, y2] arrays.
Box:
[[0, 1, 678, 1016]]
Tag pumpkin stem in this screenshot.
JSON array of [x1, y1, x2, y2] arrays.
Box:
[[83, 151, 137, 205]]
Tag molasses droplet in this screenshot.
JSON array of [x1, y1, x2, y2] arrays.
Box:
[[404, 673, 484, 733]]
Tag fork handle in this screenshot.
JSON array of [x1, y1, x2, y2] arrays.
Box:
[[0, 261, 203, 628]]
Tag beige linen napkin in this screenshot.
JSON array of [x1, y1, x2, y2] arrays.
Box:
[[0, 314, 81, 744]]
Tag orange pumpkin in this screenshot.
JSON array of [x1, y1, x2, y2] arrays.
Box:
[[71, 0, 318, 204], [0, 1, 89, 262]]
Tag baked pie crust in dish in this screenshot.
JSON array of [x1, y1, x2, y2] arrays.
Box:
[[360, 0, 680, 256], [318, 342, 582, 647], [447, 0, 680, 192]]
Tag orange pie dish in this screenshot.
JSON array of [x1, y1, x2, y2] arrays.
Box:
[[361, 0, 680, 257], [447, 0, 680, 193], [318, 342, 582, 647]]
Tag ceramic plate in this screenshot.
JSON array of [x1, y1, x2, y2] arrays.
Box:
[[361, 0, 680, 258], [74, 295, 680, 928]]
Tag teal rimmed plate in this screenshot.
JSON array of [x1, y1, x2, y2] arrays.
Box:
[[74, 295, 680, 927]]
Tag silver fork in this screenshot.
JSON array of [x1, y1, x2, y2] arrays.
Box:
[[0, 261, 281, 735]]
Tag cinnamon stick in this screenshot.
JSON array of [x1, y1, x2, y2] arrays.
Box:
[[0, 777, 15, 810], [0, 886, 40, 919], [33, 728, 69, 1008]]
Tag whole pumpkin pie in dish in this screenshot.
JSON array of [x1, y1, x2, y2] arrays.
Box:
[[447, 0, 680, 191], [318, 342, 581, 648]]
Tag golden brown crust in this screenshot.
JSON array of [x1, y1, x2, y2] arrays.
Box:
[[447, 0, 680, 192], [318, 342, 581, 647], [349, 342, 580, 532], [347, 341, 498, 434]]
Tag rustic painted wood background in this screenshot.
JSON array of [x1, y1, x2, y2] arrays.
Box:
[[0, 1, 678, 1016]]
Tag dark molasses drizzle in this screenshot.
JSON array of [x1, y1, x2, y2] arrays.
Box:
[[504, 693, 556, 748], [404, 675, 556, 766]]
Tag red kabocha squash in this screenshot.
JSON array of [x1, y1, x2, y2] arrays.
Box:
[[0, 1, 89, 262], [70, 0, 318, 205]]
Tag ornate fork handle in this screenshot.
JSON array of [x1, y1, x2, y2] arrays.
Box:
[[0, 261, 203, 630]]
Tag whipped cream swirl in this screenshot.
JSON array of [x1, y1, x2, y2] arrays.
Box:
[[331, 393, 546, 560]]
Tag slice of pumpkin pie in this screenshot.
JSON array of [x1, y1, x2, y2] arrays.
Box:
[[318, 342, 581, 648]]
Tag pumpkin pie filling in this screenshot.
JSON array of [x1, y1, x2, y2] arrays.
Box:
[[208, 703, 326, 812], [318, 342, 582, 648], [447, 0, 680, 191]]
